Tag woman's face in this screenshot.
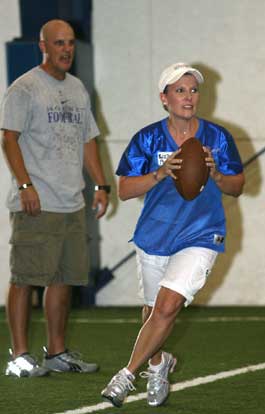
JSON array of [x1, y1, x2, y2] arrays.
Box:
[[160, 74, 200, 120]]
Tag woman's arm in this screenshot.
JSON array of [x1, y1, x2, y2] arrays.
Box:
[[211, 171, 245, 197], [119, 150, 182, 200], [205, 148, 245, 197]]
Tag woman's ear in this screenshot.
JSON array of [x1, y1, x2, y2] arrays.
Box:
[[160, 92, 167, 106]]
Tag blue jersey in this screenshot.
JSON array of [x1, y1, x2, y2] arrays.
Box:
[[116, 117, 243, 255]]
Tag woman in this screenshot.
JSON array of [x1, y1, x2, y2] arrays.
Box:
[[101, 62, 245, 407]]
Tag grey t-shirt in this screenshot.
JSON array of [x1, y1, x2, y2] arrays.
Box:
[[0, 66, 100, 212]]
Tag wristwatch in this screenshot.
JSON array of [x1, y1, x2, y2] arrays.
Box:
[[18, 183, 33, 190], [95, 185, 111, 194]]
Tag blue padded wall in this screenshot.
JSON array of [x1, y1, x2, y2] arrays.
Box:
[[6, 41, 42, 85], [19, 0, 92, 41]]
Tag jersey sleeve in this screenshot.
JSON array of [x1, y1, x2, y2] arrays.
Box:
[[116, 132, 150, 176], [0, 86, 31, 133], [215, 129, 243, 175]]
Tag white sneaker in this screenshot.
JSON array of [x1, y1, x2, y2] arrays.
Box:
[[101, 368, 135, 407], [140, 351, 177, 406], [5, 349, 49, 378]]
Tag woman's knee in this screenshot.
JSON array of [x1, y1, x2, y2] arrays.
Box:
[[152, 289, 185, 320]]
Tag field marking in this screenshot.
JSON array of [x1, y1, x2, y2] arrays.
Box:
[[38, 316, 265, 323], [1, 316, 265, 324], [53, 361, 265, 414]]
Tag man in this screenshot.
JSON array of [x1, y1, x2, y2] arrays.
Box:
[[0, 19, 110, 377]]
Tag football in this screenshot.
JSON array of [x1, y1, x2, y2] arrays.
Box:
[[173, 137, 209, 201]]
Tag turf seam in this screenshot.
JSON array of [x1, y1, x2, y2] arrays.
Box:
[[1, 316, 265, 324]]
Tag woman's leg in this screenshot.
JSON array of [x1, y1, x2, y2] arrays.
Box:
[[127, 287, 185, 374], [142, 304, 164, 365]]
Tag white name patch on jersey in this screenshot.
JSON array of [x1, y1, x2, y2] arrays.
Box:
[[157, 152, 173, 166]]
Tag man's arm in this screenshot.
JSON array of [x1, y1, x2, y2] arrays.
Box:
[[83, 138, 109, 219], [1, 129, 41, 215]]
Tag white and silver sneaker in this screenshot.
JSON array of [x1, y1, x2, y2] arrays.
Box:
[[5, 349, 49, 378], [140, 351, 177, 406], [101, 368, 136, 407], [42, 346, 98, 373]]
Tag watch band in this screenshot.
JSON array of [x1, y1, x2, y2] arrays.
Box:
[[18, 183, 33, 190], [95, 185, 111, 194]]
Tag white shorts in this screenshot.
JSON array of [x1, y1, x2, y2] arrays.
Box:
[[136, 246, 218, 307]]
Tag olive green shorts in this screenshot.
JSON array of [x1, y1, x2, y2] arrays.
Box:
[[9, 208, 89, 286]]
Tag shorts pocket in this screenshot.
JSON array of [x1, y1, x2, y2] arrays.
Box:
[[188, 251, 216, 297], [9, 231, 57, 279]]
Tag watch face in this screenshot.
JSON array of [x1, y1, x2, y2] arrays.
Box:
[[19, 183, 32, 190], [95, 185, 111, 194]]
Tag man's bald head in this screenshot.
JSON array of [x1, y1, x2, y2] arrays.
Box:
[[39, 19, 75, 80], [40, 19, 74, 42]]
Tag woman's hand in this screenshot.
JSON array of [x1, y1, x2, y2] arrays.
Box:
[[155, 149, 183, 181], [203, 146, 245, 196], [203, 146, 221, 182]]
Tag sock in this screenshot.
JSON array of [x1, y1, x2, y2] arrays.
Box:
[[46, 349, 67, 359], [149, 352, 164, 372]]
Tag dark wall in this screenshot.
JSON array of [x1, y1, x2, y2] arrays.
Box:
[[6, 0, 92, 85], [19, 0, 92, 41]]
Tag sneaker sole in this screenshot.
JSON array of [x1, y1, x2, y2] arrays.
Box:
[[43, 366, 98, 373], [5, 369, 49, 378], [43, 361, 99, 373], [101, 392, 123, 408], [5, 369, 28, 378]]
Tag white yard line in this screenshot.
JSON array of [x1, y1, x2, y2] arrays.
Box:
[[42, 316, 265, 323], [53, 362, 265, 414]]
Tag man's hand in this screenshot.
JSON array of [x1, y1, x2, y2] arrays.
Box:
[[92, 189, 109, 219], [20, 186, 41, 216]]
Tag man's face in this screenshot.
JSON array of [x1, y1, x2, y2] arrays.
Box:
[[40, 23, 75, 79]]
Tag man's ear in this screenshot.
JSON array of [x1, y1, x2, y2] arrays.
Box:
[[39, 40, 46, 54]]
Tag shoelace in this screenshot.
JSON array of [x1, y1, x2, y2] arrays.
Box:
[[140, 370, 169, 386], [112, 372, 136, 392]]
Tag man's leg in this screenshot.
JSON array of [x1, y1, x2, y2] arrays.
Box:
[[43, 284, 71, 355], [6, 283, 32, 356], [43, 283, 98, 373], [5, 283, 49, 377]]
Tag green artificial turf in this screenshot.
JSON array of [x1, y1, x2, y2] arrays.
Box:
[[0, 306, 265, 414]]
